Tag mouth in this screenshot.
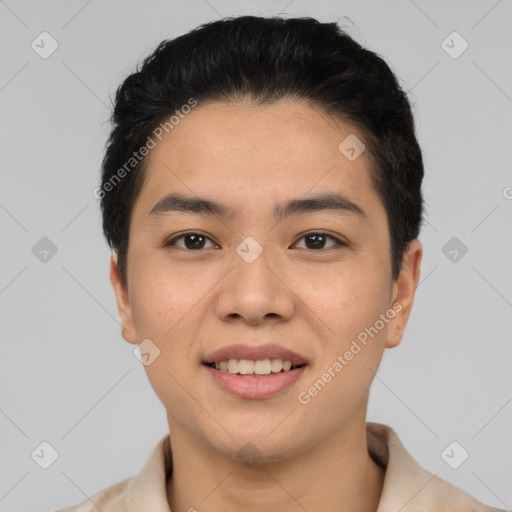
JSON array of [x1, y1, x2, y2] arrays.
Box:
[[202, 344, 309, 399], [203, 359, 306, 376]]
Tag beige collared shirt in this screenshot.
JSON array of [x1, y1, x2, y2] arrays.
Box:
[[56, 422, 505, 511]]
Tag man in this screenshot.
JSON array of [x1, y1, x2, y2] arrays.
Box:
[[58, 15, 504, 511]]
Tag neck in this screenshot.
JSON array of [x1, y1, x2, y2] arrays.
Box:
[[166, 409, 385, 512]]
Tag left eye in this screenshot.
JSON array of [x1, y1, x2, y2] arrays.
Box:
[[293, 233, 345, 250], [165, 232, 344, 251]]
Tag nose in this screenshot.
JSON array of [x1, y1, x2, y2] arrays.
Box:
[[215, 242, 295, 326]]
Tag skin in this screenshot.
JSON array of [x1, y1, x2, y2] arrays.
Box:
[[110, 99, 422, 512]]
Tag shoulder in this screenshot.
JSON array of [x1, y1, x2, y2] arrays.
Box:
[[54, 476, 134, 512], [54, 434, 172, 512], [366, 422, 506, 512]]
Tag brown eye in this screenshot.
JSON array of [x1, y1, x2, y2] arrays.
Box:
[[165, 233, 217, 250], [294, 233, 345, 250]]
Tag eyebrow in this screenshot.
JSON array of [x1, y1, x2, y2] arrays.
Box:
[[149, 192, 366, 221]]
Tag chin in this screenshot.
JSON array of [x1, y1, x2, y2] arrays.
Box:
[[200, 420, 309, 464]]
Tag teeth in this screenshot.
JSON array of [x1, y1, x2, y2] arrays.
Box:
[[227, 359, 239, 373], [270, 358, 282, 372], [238, 359, 254, 374], [254, 359, 271, 375], [213, 358, 298, 375]]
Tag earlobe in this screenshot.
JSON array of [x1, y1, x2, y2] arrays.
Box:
[[110, 251, 138, 344], [385, 239, 423, 349]]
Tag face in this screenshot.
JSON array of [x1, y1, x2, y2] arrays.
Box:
[[111, 99, 422, 461]]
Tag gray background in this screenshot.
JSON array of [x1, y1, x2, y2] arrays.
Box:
[[0, 0, 511, 510]]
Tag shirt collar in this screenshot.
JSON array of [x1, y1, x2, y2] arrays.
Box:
[[120, 422, 499, 511]]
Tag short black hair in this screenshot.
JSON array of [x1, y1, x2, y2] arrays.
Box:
[[99, 15, 424, 287]]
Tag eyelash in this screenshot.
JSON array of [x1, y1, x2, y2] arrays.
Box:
[[164, 231, 346, 251]]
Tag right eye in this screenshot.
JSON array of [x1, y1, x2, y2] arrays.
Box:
[[164, 232, 219, 251]]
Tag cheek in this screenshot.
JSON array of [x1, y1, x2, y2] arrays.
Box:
[[129, 268, 188, 340], [129, 265, 210, 372], [300, 274, 390, 419], [310, 264, 391, 382], [318, 264, 390, 329], [130, 271, 205, 421]]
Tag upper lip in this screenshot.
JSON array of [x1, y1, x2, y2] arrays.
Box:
[[204, 343, 308, 366]]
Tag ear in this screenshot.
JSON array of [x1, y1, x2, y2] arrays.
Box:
[[385, 239, 423, 349], [110, 251, 138, 344]]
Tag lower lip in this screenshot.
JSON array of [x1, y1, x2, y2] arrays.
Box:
[[203, 364, 307, 399]]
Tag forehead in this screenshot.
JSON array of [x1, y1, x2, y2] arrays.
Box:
[[134, 100, 380, 217]]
